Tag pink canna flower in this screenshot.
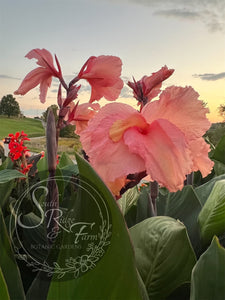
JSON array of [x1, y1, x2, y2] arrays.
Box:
[[80, 86, 214, 196], [14, 49, 62, 103], [128, 66, 174, 108], [78, 55, 124, 103], [66, 102, 100, 134]]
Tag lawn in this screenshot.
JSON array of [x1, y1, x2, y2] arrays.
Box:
[[0, 116, 45, 139]]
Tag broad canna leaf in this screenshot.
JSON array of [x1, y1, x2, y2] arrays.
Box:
[[0, 169, 26, 183], [0, 267, 10, 300], [190, 236, 225, 300], [198, 179, 225, 246], [117, 185, 140, 215], [211, 135, 225, 165], [157, 185, 202, 253], [129, 216, 196, 300], [0, 208, 26, 300], [58, 152, 74, 169], [28, 154, 143, 300], [195, 174, 225, 206]]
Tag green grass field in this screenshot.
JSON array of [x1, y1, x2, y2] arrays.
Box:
[[0, 116, 45, 139]]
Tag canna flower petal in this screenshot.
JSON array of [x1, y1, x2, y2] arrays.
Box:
[[142, 86, 211, 139], [78, 55, 123, 102], [80, 103, 145, 194], [14, 48, 61, 103], [66, 102, 100, 134], [123, 119, 193, 192]]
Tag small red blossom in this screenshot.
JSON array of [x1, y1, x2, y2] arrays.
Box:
[[8, 131, 33, 176]]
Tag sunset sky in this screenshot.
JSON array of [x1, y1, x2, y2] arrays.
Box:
[[1, 0, 224, 122]]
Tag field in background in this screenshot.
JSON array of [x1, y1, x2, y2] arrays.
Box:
[[0, 116, 45, 139], [25, 137, 82, 156]]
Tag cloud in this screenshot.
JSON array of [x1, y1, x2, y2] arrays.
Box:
[[51, 89, 58, 93], [193, 72, 225, 81], [154, 9, 200, 20], [112, 0, 225, 33], [0, 74, 20, 80]]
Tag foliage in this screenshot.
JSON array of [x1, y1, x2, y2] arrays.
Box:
[[41, 105, 58, 122], [205, 122, 225, 146], [59, 124, 77, 138], [218, 104, 225, 121], [0, 94, 21, 118]]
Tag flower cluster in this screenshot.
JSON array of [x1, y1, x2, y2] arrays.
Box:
[[15, 48, 214, 196], [8, 131, 32, 174]]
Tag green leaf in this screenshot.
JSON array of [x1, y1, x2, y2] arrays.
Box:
[[0, 267, 10, 300], [190, 236, 225, 300], [0, 169, 26, 183], [0, 208, 26, 300], [129, 216, 196, 299], [28, 154, 143, 300], [213, 159, 225, 176], [157, 186, 202, 252], [37, 154, 48, 182], [0, 157, 14, 171], [117, 186, 140, 215], [211, 135, 225, 164], [0, 180, 15, 209], [198, 179, 225, 245], [58, 152, 74, 169], [195, 174, 225, 206]]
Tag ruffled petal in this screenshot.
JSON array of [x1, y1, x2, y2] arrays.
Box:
[[123, 118, 193, 192], [80, 103, 145, 183], [188, 138, 214, 177], [142, 86, 211, 139]]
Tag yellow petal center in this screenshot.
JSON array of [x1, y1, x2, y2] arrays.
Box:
[[109, 113, 148, 142]]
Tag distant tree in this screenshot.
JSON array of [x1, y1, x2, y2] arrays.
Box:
[[42, 104, 58, 122], [60, 124, 77, 138], [218, 104, 225, 121], [0, 94, 21, 118]]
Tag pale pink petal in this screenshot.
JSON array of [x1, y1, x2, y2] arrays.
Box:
[[88, 77, 124, 102], [26, 48, 58, 75], [14, 68, 52, 97], [80, 56, 122, 78], [74, 103, 100, 134], [80, 103, 145, 184], [123, 119, 193, 192], [188, 138, 214, 177], [39, 76, 52, 103], [78, 55, 123, 102], [142, 86, 211, 139], [14, 48, 61, 103]]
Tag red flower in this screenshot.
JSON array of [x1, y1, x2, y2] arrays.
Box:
[[14, 49, 62, 103], [8, 131, 33, 175], [78, 55, 123, 102]]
